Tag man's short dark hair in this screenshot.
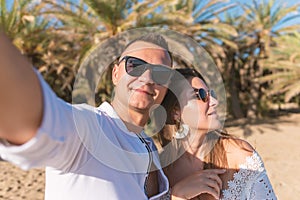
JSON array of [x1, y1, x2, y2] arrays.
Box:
[[123, 33, 173, 66]]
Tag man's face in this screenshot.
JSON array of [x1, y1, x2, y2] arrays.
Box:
[[112, 41, 172, 113]]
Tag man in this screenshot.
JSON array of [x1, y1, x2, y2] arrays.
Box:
[[0, 32, 173, 199]]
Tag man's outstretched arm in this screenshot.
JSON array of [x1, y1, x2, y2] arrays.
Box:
[[0, 32, 43, 145]]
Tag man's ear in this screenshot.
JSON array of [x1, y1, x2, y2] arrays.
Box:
[[112, 64, 119, 85]]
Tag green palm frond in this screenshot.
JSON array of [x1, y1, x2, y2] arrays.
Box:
[[284, 80, 300, 102], [161, 0, 238, 55], [241, 0, 300, 34], [260, 33, 300, 102]]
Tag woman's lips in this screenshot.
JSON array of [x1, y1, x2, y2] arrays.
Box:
[[208, 111, 217, 115]]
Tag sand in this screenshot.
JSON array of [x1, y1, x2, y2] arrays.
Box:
[[226, 112, 300, 200], [0, 112, 299, 200]]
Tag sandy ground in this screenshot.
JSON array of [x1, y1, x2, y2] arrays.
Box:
[[0, 112, 299, 200], [226, 112, 300, 200]]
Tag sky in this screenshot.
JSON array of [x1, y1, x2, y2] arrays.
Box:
[[229, 0, 300, 27], [4, 0, 300, 27]]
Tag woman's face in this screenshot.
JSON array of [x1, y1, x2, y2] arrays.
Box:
[[180, 76, 222, 131]]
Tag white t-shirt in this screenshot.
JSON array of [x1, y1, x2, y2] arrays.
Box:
[[0, 73, 169, 200]]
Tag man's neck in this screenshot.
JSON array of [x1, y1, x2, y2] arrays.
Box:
[[111, 101, 148, 134]]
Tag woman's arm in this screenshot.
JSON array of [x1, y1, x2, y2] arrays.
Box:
[[248, 172, 277, 199]]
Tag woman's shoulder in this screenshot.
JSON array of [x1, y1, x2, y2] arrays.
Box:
[[221, 138, 256, 169], [219, 139, 275, 200]]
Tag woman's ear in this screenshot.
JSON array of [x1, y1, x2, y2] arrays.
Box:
[[173, 107, 181, 122], [112, 64, 119, 85]]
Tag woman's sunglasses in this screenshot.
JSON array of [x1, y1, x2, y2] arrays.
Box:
[[194, 88, 217, 102], [118, 56, 174, 85]]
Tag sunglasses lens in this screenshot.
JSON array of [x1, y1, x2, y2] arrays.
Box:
[[152, 66, 173, 85], [124, 57, 173, 85], [125, 57, 146, 77], [198, 88, 209, 102], [210, 90, 217, 100]]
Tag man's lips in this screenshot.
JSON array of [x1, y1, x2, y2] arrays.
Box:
[[134, 88, 155, 96]]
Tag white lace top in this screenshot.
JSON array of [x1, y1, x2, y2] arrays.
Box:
[[221, 152, 277, 200]]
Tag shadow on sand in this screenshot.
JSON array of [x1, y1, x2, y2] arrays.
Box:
[[224, 108, 300, 137]]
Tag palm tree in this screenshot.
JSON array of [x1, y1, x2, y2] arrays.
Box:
[[218, 0, 300, 119], [0, 0, 50, 57], [147, 0, 238, 56], [0, 0, 88, 102], [240, 0, 300, 118], [43, 0, 186, 58], [240, 0, 300, 57], [259, 33, 300, 105]]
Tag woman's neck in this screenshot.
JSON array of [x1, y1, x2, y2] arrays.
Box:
[[182, 129, 207, 156]]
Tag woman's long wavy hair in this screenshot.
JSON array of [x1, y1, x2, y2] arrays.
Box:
[[157, 68, 232, 170]]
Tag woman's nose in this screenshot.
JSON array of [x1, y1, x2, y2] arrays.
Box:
[[209, 95, 218, 107]]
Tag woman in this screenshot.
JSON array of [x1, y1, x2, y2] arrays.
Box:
[[157, 68, 277, 200]]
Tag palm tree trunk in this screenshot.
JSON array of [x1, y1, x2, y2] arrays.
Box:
[[228, 56, 244, 119], [246, 59, 262, 119]]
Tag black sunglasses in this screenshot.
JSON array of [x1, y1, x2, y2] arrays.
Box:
[[194, 88, 217, 102], [118, 56, 174, 85]]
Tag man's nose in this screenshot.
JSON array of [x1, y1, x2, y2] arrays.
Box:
[[138, 69, 154, 84]]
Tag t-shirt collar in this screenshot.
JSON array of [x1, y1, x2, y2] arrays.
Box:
[[98, 102, 145, 136]]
